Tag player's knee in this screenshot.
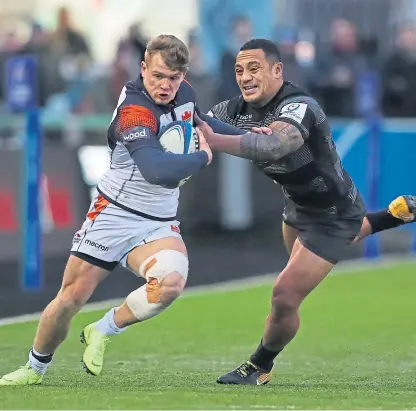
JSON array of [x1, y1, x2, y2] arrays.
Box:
[[126, 250, 188, 321], [57, 279, 93, 311], [142, 250, 188, 307], [56, 286, 85, 312], [271, 282, 302, 315], [159, 273, 186, 306], [57, 259, 103, 311]]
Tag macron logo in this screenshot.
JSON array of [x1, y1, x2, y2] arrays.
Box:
[[85, 239, 109, 252]]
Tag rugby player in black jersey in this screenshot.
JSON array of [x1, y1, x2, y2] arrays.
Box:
[[195, 39, 416, 385]]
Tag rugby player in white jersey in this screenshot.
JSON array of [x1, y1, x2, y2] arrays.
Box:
[[0, 34, 216, 385]]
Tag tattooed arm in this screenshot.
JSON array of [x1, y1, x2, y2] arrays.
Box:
[[195, 98, 319, 161], [240, 121, 307, 161], [196, 117, 308, 162]]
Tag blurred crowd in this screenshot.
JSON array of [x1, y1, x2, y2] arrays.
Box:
[[1, 7, 416, 118], [210, 15, 416, 118]]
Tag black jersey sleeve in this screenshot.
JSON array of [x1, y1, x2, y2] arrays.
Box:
[[274, 97, 325, 140], [207, 100, 230, 121]]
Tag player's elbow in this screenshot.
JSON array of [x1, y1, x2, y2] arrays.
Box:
[[141, 168, 178, 187], [135, 153, 179, 187], [141, 171, 161, 186]]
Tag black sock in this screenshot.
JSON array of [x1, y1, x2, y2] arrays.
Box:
[[249, 340, 281, 372], [31, 349, 53, 364], [366, 209, 405, 234]]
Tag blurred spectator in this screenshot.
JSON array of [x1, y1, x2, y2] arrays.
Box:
[[1, 32, 21, 53], [274, 27, 313, 90], [186, 30, 218, 112], [46, 8, 96, 114], [312, 19, 368, 117], [21, 23, 66, 106], [218, 16, 253, 101], [381, 24, 416, 117], [0, 32, 22, 102], [50, 7, 90, 57], [110, 23, 147, 104]]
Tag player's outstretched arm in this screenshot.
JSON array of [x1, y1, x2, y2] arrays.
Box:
[[196, 113, 307, 162], [239, 121, 306, 161]]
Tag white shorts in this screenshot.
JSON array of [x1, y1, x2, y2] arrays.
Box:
[[70, 194, 182, 271]]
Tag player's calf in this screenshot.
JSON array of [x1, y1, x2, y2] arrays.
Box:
[[81, 249, 188, 376], [0, 256, 108, 386], [218, 240, 334, 385]]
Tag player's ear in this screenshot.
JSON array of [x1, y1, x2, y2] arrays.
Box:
[[140, 61, 147, 77], [273, 62, 283, 79]]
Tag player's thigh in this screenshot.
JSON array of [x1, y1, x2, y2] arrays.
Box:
[[123, 218, 187, 279], [276, 215, 361, 300], [71, 195, 139, 270], [126, 236, 187, 276], [58, 255, 109, 304], [295, 211, 362, 266], [274, 238, 334, 303], [73, 194, 184, 274], [282, 221, 299, 255]]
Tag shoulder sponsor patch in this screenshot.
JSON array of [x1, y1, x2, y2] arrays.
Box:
[[116, 105, 158, 135], [279, 102, 308, 124], [121, 126, 151, 142]]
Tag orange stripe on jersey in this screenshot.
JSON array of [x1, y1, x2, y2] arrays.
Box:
[[86, 195, 110, 221], [183, 79, 193, 89], [116, 105, 158, 135]]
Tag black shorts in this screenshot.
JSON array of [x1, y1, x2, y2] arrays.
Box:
[[283, 196, 366, 264]]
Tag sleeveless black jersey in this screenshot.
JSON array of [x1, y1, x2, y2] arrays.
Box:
[[210, 82, 362, 216]]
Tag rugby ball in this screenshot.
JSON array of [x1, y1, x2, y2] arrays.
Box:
[[158, 120, 199, 155], [158, 121, 200, 186]]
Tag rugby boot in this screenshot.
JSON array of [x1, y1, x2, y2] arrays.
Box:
[[388, 195, 416, 222], [80, 323, 110, 376], [0, 363, 43, 386], [217, 360, 273, 385]]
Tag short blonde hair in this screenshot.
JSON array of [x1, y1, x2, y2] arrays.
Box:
[[145, 34, 189, 72]]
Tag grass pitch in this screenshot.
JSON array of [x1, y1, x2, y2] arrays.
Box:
[[0, 261, 416, 409]]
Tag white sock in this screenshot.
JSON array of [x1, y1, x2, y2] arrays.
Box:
[[28, 348, 52, 376], [95, 307, 127, 336]]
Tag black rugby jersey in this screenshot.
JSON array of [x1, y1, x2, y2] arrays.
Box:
[[210, 82, 360, 214]]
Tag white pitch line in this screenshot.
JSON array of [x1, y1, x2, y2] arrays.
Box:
[[0, 256, 414, 327]]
